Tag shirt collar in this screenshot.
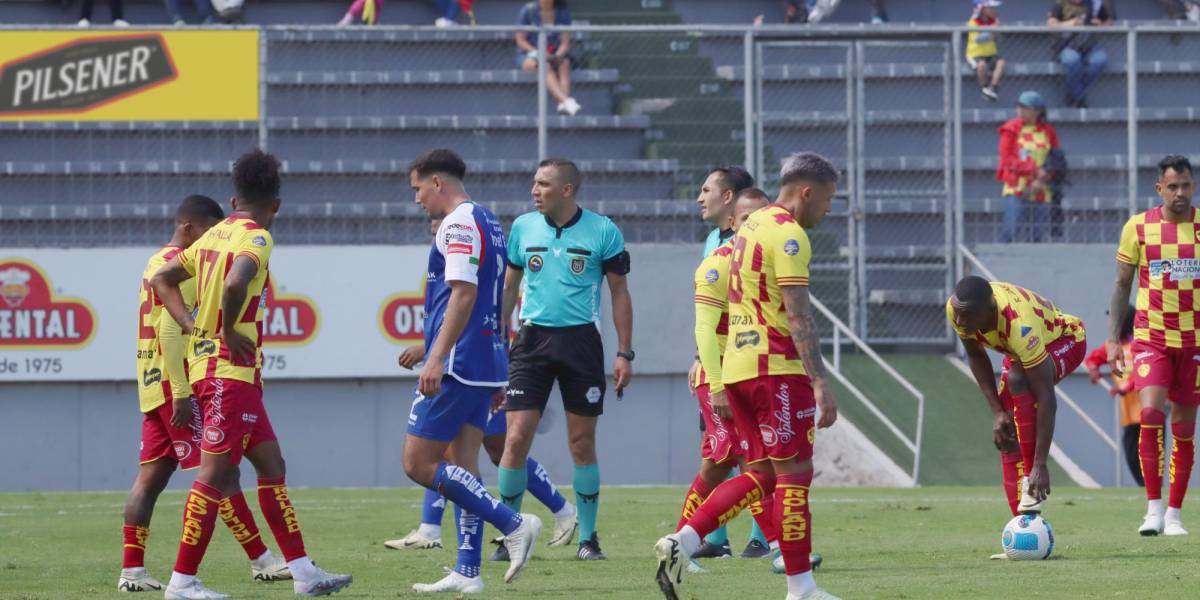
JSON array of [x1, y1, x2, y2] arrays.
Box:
[[718, 228, 734, 242], [544, 207, 583, 233]]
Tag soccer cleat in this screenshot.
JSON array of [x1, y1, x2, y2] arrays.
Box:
[[989, 553, 1009, 560], [772, 551, 822, 574], [384, 529, 443, 551], [686, 559, 707, 573], [293, 566, 352, 597], [653, 534, 688, 600], [741, 538, 771, 558], [690, 540, 731, 559], [576, 532, 607, 560], [117, 568, 163, 592], [488, 537, 510, 562], [1164, 519, 1189, 536], [787, 588, 842, 600], [1139, 510, 1165, 536], [412, 567, 483, 594], [548, 509, 579, 547], [503, 513, 542, 584], [251, 554, 292, 582], [1017, 477, 1044, 514], [981, 86, 999, 101], [163, 579, 230, 600]]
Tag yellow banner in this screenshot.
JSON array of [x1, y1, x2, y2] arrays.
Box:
[[0, 30, 258, 121]]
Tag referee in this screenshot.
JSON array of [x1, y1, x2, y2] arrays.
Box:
[[497, 158, 633, 561]]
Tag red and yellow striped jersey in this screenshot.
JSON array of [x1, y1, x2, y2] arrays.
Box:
[[136, 245, 196, 413], [722, 205, 812, 384], [1117, 206, 1200, 348], [693, 240, 733, 390], [178, 216, 274, 386], [947, 282, 1085, 369]]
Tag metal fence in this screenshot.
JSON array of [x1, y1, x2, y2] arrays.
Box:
[[2, 23, 1198, 344]]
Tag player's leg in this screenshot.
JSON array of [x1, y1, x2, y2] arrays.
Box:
[[992, 361, 1024, 516], [683, 384, 734, 558], [496, 326, 555, 514], [678, 458, 734, 531], [216, 474, 291, 582], [385, 486, 447, 550], [484, 429, 577, 547], [414, 424, 488, 593], [556, 323, 609, 560], [119, 457, 175, 591], [1004, 361, 1043, 514], [1164, 351, 1199, 535], [566, 412, 606, 559], [1132, 340, 1172, 535]]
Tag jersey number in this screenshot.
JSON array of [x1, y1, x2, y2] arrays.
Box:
[[138, 279, 157, 340], [195, 249, 223, 299], [728, 236, 748, 304]]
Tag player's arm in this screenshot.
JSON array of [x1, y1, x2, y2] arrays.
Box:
[[1024, 357, 1059, 501], [399, 342, 425, 370], [157, 303, 194, 428], [150, 256, 195, 335], [606, 270, 633, 393], [962, 337, 1017, 452], [780, 284, 837, 428], [694, 298, 727, 416], [420, 280, 476, 397], [502, 266, 523, 339], [1107, 261, 1136, 376], [220, 256, 259, 364]]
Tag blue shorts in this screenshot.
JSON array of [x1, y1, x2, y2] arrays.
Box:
[[406, 377, 499, 442], [484, 408, 507, 437]]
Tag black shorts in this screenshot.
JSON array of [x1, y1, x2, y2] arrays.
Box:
[[505, 323, 606, 417]]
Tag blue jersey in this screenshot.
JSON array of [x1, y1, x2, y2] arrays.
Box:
[[703, 227, 734, 257], [424, 201, 508, 386], [508, 207, 627, 327]]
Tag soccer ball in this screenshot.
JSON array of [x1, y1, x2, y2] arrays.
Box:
[[1001, 514, 1054, 560]]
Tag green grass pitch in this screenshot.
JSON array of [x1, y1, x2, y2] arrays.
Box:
[[2, 486, 1198, 599]]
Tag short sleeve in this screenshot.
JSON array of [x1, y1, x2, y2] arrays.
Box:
[[516, 3, 531, 25], [600, 218, 625, 260], [946, 299, 969, 340], [236, 229, 273, 272], [178, 244, 198, 276], [694, 254, 725, 307], [773, 224, 811, 287], [507, 219, 524, 270], [1116, 217, 1139, 265], [438, 212, 482, 285]]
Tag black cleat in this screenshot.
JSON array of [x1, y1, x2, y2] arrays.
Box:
[[577, 532, 608, 560], [740, 538, 771, 558], [690, 540, 732, 559], [488, 536, 511, 562]]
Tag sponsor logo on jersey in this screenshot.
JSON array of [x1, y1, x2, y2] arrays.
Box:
[[783, 239, 800, 256], [0, 259, 96, 348], [570, 256, 586, 275], [759, 424, 778, 447], [705, 268, 719, 284], [142, 367, 162, 387], [528, 255, 544, 272], [172, 440, 192, 461], [735, 331, 760, 349], [193, 339, 217, 358], [262, 279, 319, 347], [1025, 336, 1040, 351], [1149, 258, 1200, 281], [251, 236, 267, 247], [1020, 325, 1032, 337]]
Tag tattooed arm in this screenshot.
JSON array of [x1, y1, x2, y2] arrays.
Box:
[[781, 284, 838, 428]]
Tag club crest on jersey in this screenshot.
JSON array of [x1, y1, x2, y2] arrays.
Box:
[[528, 255, 544, 272], [784, 239, 800, 256], [1138, 363, 1151, 378], [570, 256, 586, 275], [705, 269, 720, 284]]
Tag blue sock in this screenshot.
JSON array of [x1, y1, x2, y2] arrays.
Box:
[[497, 465, 527, 512], [749, 518, 768, 546], [432, 462, 522, 536], [573, 463, 600, 543], [453, 504, 482, 579], [526, 458, 567, 514], [705, 525, 729, 546], [421, 487, 446, 526]]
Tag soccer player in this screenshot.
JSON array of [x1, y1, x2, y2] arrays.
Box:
[[401, 148, 542, 594], [499, 158, 634, 561], [151, 151, 352, 600], [656, 152, 842, 600], [122, 195, 290, 592], [947, 276, 1086, 527], [1108, 154, 1200, 536]]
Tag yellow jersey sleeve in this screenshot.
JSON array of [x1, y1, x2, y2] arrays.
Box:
[[159, 277, 197, 401], [179, 242, 198, 276], [773, 224, 811, 287], [236, 228, 274, 271], [694, 249, 730, 394], [1116, 216, 1140, 266]]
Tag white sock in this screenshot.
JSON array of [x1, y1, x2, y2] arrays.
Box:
[[417, 523, 441, 540], [251, 549, 272, 564], [1149, 498, 1165, 515], [769, 540, 780, 551], [786, 571, 817, 597], [287, 556, 318, 581], [678, 525, 702, 557], [168, 572, 196, 589], [554, 502, 577, 519], [122, 566, 146, 575], [1166, 506, 1182, 522]]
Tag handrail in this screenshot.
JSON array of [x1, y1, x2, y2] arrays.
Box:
[[811, 296, 925, 484]]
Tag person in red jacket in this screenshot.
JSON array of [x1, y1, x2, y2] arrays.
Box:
[[997, 91, 1060, 243], [1086, 307, 1143, 486]]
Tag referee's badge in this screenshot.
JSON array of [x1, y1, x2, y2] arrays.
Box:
[[528, 255, 544, 272], [570, 256, 586, 274]]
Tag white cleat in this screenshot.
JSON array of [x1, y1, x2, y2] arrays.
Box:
[[434, 17, 458, 27], [412, 567, 483, 594], [548, 507, 578, 547], [787, 589, 842, 600], [118, 568, 164, 592], [251, 554, 292, 582], [1016, 477, 1044, 514], [163, 578, 230, 600], [1164, 519, 1189, 536], [654, 534, 689, 600], [503, 513, 542, 584], [988, 552, 1009, 560], [384, 529, 443, 550], [293, 566, 352, 597], [1139, 511, 1165, 536]]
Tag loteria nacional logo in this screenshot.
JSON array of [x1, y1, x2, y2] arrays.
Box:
[[261, 278, 319, 347], [0, 34, 177, 116], [379, 275, 427, 344], [0, 258, 96, 348]]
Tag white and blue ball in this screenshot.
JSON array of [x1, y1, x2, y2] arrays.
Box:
[[1001, 514, 1054, 560]]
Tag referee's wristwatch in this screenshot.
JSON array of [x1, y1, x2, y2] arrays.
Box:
[[616, 350, 636, 362]]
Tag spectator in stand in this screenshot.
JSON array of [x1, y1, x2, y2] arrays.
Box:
[[78, 0, 128, 26], [997, 91, 1060, 243], [433, 0, 475, 27], [1048, 0, 1114, 109], [1086, 306, 1143, 486], [967, 0, 1005, 102], [165, 0, 213, 26], [779, 0, 887, 24], [516, 0, 581, 116], [1158, 0, 1200, 22]]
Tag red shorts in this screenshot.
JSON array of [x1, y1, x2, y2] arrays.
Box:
[[725, 374, 815, 464], [192, 378, 278, 464], [999, 334, 1087, 391], [1131, 339, 1200, 406], [139, 400, 202, 470], [696, 384, 741, 465]]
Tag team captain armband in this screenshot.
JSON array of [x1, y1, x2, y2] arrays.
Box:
[[602, 250, 631, 275]]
